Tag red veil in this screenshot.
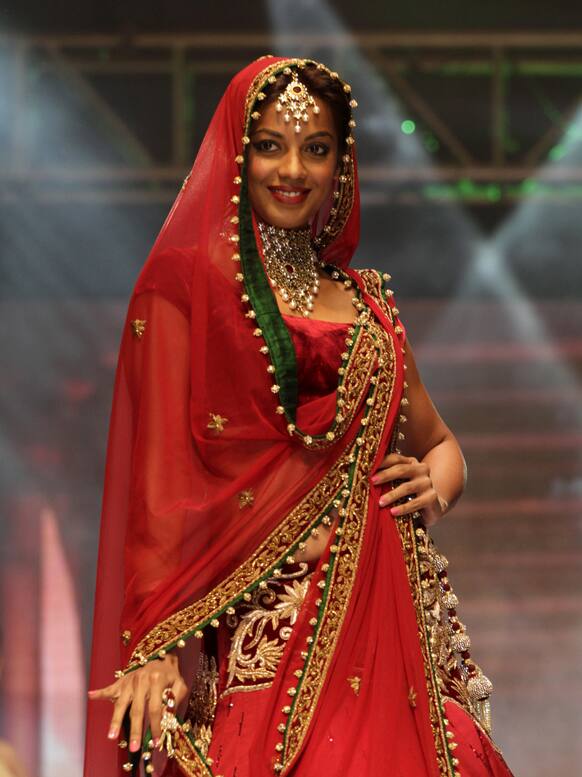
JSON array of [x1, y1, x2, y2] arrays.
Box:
[[85, 57, 506, 777]]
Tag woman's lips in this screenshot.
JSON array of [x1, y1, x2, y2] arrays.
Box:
[[268, 186, 310, 205]]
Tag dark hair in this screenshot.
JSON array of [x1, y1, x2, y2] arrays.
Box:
[[261, 63, 352, 156]]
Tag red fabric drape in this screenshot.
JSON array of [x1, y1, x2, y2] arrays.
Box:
[[84, 56, 512, 777]]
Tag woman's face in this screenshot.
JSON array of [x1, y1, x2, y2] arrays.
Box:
[[247, 97, 339, 230]]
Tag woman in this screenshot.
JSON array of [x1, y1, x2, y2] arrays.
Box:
[[85, 57, 514, 777]]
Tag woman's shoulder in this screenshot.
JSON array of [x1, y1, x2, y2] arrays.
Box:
[[133, 246, 194, 318]]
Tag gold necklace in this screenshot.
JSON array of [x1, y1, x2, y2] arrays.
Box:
[[258, 221, 321, 317]]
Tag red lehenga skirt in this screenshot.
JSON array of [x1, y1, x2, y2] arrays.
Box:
[[175, 560, 514, 777]]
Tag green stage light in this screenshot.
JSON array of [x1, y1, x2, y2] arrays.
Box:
[[401, 119, 416, 135]]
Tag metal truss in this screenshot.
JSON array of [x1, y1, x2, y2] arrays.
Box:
[[2, 32, 582, 203]]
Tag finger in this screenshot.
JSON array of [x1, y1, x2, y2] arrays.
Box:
[[380, 477, 429, 507], [390, 489, 436, 518], [378, 452, 408, 469], [107, 687, 133, 740], [372, 461, 420, 485], [171, 675, 189, 706], [147, 671, 166, 742], [128, 675, 149, 753], [88, 678, 123, 700]]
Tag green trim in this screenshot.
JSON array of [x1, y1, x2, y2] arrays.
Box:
[[239, 162, 299, 421]]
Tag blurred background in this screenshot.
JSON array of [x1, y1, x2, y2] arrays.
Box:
[[1, 2, 581, 775]]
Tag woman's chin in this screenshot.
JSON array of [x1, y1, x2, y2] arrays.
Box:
[[255, 207, 313, 230]]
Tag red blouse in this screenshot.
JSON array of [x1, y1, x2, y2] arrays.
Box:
[[283, 314, 350, 405]]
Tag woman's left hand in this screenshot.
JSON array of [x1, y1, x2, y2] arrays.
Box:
[[371, 453, 445, 527]]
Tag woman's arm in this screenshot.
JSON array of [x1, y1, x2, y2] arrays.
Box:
[[372, 337, 467, 527]]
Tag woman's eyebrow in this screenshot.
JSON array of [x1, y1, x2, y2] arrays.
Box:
[[250, 128, 334, 141]]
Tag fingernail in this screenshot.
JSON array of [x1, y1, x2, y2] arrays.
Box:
[[370, 475, 379, 484], [107, 727, 118, 739], [129, 739, 140, 752], [389, 507, 398, 517]]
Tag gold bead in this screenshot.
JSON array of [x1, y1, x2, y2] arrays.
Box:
[[349, 99, 358, 108], [326, 431, 335, 441], [232, 177, 242, 186], [343, 83, 352, 92], [245, 310, 256, 319], [275, 405, 285, 414], [256, 91, 266, 101], [267, 365, 276, 374], [177, 638, 186, 648], [231, 195, 240, 204], [304, 435, 313, 445], [194, 629, 203, 638], [119, 740, 128, 749], [260, 345, 269, 354], [242, 136, 250, 145], [348, 119, 356, 128], [122, 763, 133, 773], [229, 234, 239, 243], [158, 648, 166, 658], [253, 328, 262, 336], [235, 154, 244, 164], [231, 252, 241, 261], [251, 111, 261, 120], [210, 618, 219, 627], [235, 273, 244, 283], [287, 423, 296, 434], [230, 215, 240, 224], [271, 384, 280, 393]]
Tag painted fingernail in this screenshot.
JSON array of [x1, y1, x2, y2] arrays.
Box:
[[129, 739, 140, 752], [107, 727, 118, 739], [370, 475, 379, 484]]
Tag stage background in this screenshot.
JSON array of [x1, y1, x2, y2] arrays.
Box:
[[1, 2, 581, 775]]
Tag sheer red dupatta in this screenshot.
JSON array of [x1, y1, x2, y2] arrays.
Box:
[[84, 57, 453, 777]]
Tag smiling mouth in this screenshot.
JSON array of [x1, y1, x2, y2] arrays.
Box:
[[268, 186, 310, 205]]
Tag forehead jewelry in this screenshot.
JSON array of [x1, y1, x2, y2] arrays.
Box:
[[276, 71, 320, 133]]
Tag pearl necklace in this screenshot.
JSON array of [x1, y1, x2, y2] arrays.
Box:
[[258, 221, 321, 318]]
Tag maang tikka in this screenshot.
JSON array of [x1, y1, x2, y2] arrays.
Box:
[[276, 71, 321, 133]]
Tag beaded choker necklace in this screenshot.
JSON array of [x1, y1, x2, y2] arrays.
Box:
[[258, 221, 321, 318]]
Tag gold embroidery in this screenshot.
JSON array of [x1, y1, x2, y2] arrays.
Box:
[[222, 569, 311, 696], [408, 686, 418, 708], [207, 412, 228, 433], [186, 652, 219, 757], [347, 676, 361, 695], [283, 314, 397, 766], [121, 629, 131, 646], [130, 319, 147, 338], [181, 172, 191, 191], [238, 489, 254, 509]]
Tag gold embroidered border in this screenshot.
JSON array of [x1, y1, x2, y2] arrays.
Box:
[[395, 519, 455, 776], [128, 457, 347, 665], [292, 323, 377, 450], [170, 726, 213, 777], [282, 320, 396, 767], [358, 269, 394, 319]]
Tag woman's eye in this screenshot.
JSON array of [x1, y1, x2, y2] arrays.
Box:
[[305, 142, 330, 156], [253, 140, 279, 153]]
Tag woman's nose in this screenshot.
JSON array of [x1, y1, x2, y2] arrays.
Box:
[[278, 149, 307, 181]]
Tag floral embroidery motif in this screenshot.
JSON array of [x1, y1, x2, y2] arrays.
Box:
[[207, 412, 228, 433], [238, 489, 255, 509], [222, 565, 311, 697], [408, 686, 418, 708], [121, 629, 131, 646], [130, 319, 147, 338], [347, 676, 361, 695]]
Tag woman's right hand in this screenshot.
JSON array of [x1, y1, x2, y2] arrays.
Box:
[[88, 653, 188, 753]]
